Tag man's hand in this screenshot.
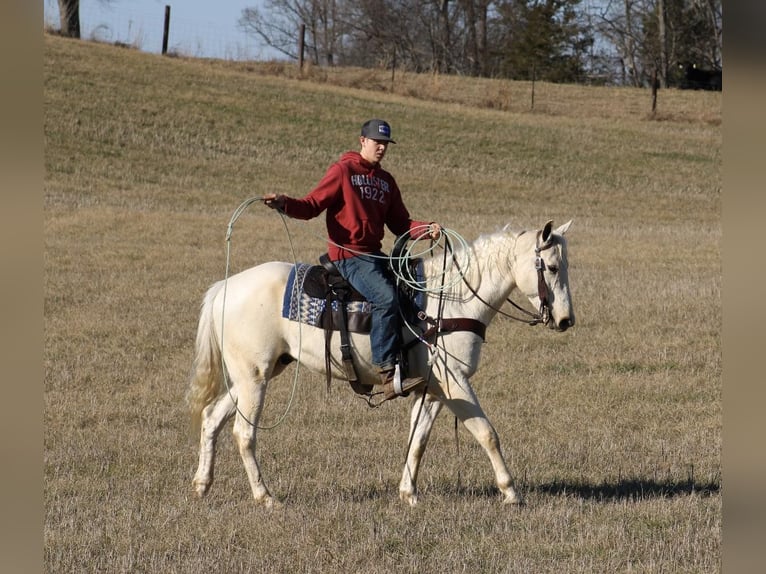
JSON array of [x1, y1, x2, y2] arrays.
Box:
[[428, 222, 442, 240], [263, 193, 286, 210]]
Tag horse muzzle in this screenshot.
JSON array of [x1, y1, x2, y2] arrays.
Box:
[[550, 315, 574, 332]]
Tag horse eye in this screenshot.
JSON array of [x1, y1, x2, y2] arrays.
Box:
[[548, 265, 559, 274]]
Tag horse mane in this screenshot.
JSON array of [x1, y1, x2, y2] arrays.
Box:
[[420, 225, 520, 302]]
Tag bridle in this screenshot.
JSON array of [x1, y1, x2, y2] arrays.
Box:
[[453, 229, 556, 327], [532, 236, 556, 325]]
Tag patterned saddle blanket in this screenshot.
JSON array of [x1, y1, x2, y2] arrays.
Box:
[[282, 263, 372, 333], [281, 262, 425, 334]]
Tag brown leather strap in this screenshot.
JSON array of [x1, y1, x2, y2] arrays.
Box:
[[420, 316, 486, 341]]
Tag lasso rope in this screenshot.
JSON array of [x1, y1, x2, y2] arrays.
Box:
[[220, 198, 303, 430], [219, 198, 498, 500], [218, 197, 474, 427], [389, 225, 472, 294]]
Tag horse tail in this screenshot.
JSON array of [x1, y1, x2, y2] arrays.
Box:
[[187, 280, 225, 434]]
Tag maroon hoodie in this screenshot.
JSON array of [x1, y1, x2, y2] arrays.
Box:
[[281, 151, 431, 260]]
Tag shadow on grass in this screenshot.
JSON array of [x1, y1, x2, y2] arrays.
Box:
[[416, 477, 720, 503], [311, 477, 720, 505], [530, 477, 720, 501]]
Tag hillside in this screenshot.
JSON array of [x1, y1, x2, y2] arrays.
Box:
[[44, 33, 721, 574]]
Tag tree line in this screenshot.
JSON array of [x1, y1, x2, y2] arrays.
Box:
[[56, 0, 722, 88]]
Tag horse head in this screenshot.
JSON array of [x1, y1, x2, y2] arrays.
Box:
[[513, 220, 575, 332]]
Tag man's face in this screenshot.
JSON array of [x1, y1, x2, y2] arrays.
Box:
[[360, 137, 389, 164]]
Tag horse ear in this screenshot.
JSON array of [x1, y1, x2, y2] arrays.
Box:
[[541, 220, 554, 243], [555, 220, 573, 236]]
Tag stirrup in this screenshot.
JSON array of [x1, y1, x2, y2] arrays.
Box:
[[382, 366, 427, 400]]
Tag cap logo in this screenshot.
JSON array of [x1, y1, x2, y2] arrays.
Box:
[[361, 119, 395, 143]]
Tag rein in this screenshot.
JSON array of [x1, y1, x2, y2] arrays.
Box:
[[404, 228, 554, 355], [448, 230, 555, 327]]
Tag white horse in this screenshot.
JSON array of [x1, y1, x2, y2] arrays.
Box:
[[187, 220, 574, 507]]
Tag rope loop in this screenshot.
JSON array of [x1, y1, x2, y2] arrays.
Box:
[[221, 197, 302, 430], [218, 197, 476, 428], [388, 225, 472, 295]]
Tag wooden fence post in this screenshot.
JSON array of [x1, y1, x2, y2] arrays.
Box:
[[298, 24, 305, 72], [391, 47, 396, 92], [162, 5, 171, 55]]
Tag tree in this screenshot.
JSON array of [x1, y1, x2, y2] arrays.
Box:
[[336, 0, 420, 69], [332, 0, 496, 75], [58, 0, 81, 38], [595, 0, 722, 87], [239, 0, 725, 87], [493, 0, 593, 83], [56, 0, 118, 40], [462, 0, 493, 77], [700, 0, 723, 67], [239, 0, 345, 65]]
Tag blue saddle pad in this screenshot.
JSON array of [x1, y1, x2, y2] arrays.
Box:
[[281, 263, 373, 328]]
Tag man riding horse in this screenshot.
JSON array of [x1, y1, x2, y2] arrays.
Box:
[[263, 119, 442, 401]]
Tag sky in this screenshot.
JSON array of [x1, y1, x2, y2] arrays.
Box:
[[43, 0, 282, 61], [43, 1, 614, 65]]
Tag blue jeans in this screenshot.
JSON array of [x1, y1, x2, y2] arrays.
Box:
[[334, 253, 400, 372]]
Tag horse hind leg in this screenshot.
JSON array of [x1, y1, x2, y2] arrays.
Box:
[[228, 366, 277, 507], [193, 388, 237, 498]]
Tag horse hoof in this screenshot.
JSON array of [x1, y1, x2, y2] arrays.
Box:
[[254, 494, 283, 509], [399, 491, 418, 507], [502, 491, 525, 506], [193, 481, 210, 498], [264, 497, 283, 510]]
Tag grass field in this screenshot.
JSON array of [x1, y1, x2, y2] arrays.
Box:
[[44, 34, 721, 573]]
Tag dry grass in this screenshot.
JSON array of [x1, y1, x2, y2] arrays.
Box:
[[44, 34, 721, 573], [221, 59, 722, 125]]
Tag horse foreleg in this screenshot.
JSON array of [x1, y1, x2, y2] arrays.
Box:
[[231, 379, 277, 507], [193, 390, 236, 498], [440, 382, 523, 505], [398, 394, 443, 506], [461, 413, 523, 505]]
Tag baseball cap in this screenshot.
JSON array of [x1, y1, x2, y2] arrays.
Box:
[[361, 119, 396, 143]]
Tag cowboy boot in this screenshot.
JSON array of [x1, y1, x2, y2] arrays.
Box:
[[379, 364, 427, 401]]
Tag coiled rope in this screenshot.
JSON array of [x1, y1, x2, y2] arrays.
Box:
[[389, 225, 472, 294], [218, 197, 474, 428]]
